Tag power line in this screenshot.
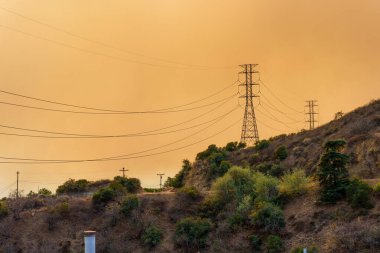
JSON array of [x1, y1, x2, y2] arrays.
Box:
[[0, 107, 238, 139], [0, 80, 238, 113], [256, 106, 299, 131], [0, 23, 235, 71], [0, 93, 237, 115], [0, 181, 16, 195], [259, 104, 302, 125], [0, 94, 236, 138], [0, 115, 242, 164], [260, 80, 303, 114], [256, 119, 293, 133], [260, 93, 304, 120], [0, 6, 235, 70]]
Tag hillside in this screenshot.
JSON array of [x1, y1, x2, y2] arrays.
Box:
[[184, 99, 380, 190], [0, 99, 379, 253]]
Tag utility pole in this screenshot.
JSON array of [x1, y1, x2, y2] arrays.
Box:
[[157, 173, 165, 189], [16, 171, 19, 198], [305, 100, 318, 130], [239, 64, 260, 146], [119, 167, 128, 178]]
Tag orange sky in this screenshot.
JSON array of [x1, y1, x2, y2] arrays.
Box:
[[0, 0, 379, 196]]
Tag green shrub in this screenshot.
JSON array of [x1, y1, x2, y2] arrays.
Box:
[[256, 140, 270, 150], [228, 213, 246, 230], [120, 194, 139, 216], [346, 178, 373, 209], [174, 217, 212, 250], [38, 188, 52, 196], [113, 177, 142, 193], [373, 182, 380, 195], [165, 159, 192, 188], [198, 196, 225, 218], [53, 201, 69, 217], [275, 146, 288, 160], [225, 141, 246, 152], [92, 187, 116, 208], [265, 235, 284, 253], [196, 144, 219, 160], [211, 167, 255, 204], [178, 187, 201, 201], [142, 225, 162, 248], [279, 169, 309, 197], [253, 172, 280, 203], [249, 234, 262, 252], [250, 202, 285, 232], [56, 179, 89, 194], [255, 163, 283, 177], [0, 201, 8, 219]]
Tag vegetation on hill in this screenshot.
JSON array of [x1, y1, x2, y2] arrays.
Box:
[[0, 100, 379, 252]]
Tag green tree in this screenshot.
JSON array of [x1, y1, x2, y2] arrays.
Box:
[[174, 217, 212, 251], [142, 225, 163, 248], [120, 194, 139, 216], [317, 140, 349, 203], [165, 159, 192, 188], [275, 146, 288, 160], [38, 188, 52, 196]]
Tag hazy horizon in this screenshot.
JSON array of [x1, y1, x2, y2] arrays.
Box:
[[0, 0, 379, 197]]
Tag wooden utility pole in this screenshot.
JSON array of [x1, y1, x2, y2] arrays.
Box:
[[157, 173, 165, 189], [16, 171, 19, 198], [119, 167, 128, 178]]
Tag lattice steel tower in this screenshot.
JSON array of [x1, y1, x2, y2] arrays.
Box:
[[305, 100, 318, 129], [240, 64, 260, 146]]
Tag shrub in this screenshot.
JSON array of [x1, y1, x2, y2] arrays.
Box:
[[165, 159, 192, 188], [174, 217, 212, 250], [228, 213, 246, 230], [38, 188, 52, 196], [275, 146, 288, 160], [265, 235, 284, 253], [249, 234, 262, 252], [178, 187, 201, 201], [253, 173, 279, 203], [255, 163, 283, 177], [346, 179, 373, 209], [142, 225, 162, 248], [196, 144, 219, 160], [198, 196, 225, 218], [279, 169, 309, 197], [120, 194, 139, 216], [373, 183, 380, 196], [113, 177, 142, 193], [317, 140, 349, 203], [225, 141, 246, 152], [56, 179, 89, 194], [0, 201, 8, 219], [211, 167, 255, 204], [218, 160, 232, 176], [250, 202, 285, 232], [53, 201, 70, 217], [92, 187, 116, 208], [256, 140, 270, 150]]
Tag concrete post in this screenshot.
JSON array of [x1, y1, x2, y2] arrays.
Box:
[[84, 230, 96, 253]]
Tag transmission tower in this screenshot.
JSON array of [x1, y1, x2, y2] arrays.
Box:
[[305, 100, 318, 129], [239, 64, 260, 146]]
